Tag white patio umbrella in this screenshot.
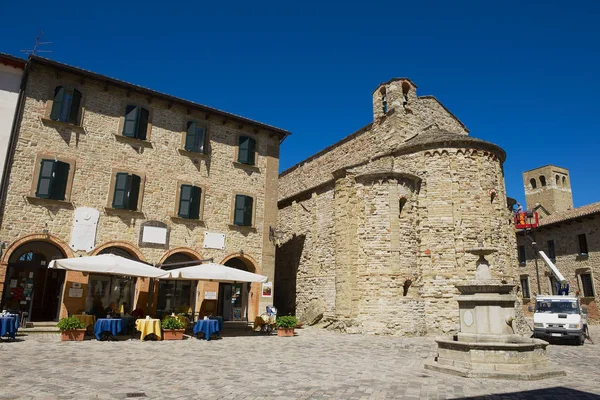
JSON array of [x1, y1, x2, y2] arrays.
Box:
[[48, 254, 170, 278], [160, 262, 268, 283]]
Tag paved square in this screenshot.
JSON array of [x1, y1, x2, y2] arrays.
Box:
[[1, 327, 599, 399]]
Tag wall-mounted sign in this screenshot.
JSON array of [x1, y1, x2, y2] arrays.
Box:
[[70, 207, 100, 252], [204, 232, 226, 250], [262, 282, 272, 298], [139, 221, 170, 249], [204, 291, 217, 300]]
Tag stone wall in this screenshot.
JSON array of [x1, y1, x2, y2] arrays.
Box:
[[276, 142, 516, 335], [0, 61, 282, 319]]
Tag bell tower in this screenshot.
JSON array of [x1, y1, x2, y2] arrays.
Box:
[[522, 165, 573, 216]]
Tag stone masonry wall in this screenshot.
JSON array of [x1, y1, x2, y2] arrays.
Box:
[[0, 62, 281, 319]]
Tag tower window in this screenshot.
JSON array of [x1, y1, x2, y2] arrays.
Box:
[[539, 176, 546, 186], [530, 178, 537, 189]]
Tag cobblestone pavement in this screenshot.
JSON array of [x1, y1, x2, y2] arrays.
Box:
[[0, 326, 599, 400]]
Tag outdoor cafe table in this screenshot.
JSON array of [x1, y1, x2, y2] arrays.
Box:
[[0, 316, 18, 339], [73, 314, 95, 327], [135, 318, 162, 340], [193, 319, 220, 340], [94, 318, 123, 340]]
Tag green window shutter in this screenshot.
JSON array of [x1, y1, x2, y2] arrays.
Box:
[[195, 126, 206, 153], [50, 86, 65, 121], [36, 159, 56, 199], [238, 136, 249, 164], [247, 137, 256, 165], [185, 122, 196, 151], [112, 173, 129, 209], [234, 194, 246, 225], [127, 174, 141, 211], [68, 89, 82, 125], [137, 108, 149, 140], [123, 105, 138, 138], [190, 186, 201, 219], [243, 196, 253, 226], [178, 184, 193, 218], [50, 161, 70, 201]]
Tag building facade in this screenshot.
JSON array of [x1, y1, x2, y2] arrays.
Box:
[[275, 78, 517, 335], [0, 56, 289, 322], [516, 165, 599, 322]]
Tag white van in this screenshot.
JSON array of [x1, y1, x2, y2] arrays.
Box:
[[532, 296, 587, 345]]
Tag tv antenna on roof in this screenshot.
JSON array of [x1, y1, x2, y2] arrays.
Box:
[[20, 31, 52, 56]]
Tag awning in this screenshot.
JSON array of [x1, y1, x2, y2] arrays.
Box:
[[160, 262, 268, 283], [48, 254, 169, 278]]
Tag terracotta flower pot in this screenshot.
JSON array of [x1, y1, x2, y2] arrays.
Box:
[[60, 329, 86, 341], [163, 329, 185, 340], [277, 328, 295, 337]]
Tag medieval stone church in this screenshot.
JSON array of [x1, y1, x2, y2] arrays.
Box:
[[274, 78, 517, 335]]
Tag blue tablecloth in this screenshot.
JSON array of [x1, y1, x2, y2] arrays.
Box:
[[193, 319, 220, 340], [94, 318, 123, 340], [0, 317, 18, 339], [209, 316, 224, 332]]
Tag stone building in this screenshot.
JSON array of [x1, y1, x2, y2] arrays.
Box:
[[0, 55, 289, 322], [275, 78, 517, 335], [516, 165, 599, 322]]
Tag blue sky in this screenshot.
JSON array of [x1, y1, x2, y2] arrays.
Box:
[[1, 0, 599, 208]]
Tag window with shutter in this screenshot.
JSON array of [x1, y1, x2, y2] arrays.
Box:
[[123, 106, 138, 138], [128, 174, 141, 211], [36, 159, 56, 199], [234, 195, 253, 226], [51, 161, 70, 201], [49, 87, 65, 121], [185, 121, 206, 153], [50, 86, 82, 124], [112, 173, 129, 209], [178, 185, 193, 218], [238, 136, 256, 165], [68, 89, 82, 125], [137, 108, 149, 140]]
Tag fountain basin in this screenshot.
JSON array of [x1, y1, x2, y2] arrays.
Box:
[[425, 335, 566, 380]]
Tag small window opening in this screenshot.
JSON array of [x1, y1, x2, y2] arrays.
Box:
[[539, 175, 546, 186], [530, 178, 537, 189], [401, 82, 410, 106], [402, 279, 412, 296], [398, 197, 407, 216]]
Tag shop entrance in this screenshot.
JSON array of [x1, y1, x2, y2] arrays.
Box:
[[156, 253, 197, 319], [1, 241, 66, 321], [217, 258, 251, 321]]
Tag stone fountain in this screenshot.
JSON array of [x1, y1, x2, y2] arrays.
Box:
[[424, 245, 565, 380]]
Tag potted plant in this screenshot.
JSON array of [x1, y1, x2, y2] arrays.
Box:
[[57, 317, 86, 341], [161, 316, 186, 340], [276, 315, 297, 337]]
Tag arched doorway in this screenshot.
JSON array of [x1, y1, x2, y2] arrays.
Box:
[[218, 257, 254, 321], [156, 253, 197, 319], [86, 246, 139, 316], [1, 241, 66, 321]]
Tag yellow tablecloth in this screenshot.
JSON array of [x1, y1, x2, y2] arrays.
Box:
[[135, 318, 162, 340], [253, 315, 275, 331], [72, 314, 95, 327]]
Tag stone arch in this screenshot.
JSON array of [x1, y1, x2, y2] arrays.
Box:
[[89, 241, 145, 262], [220, 252, 260, 274], [1, 233, 73, 265], [158, 247, 203, 265]]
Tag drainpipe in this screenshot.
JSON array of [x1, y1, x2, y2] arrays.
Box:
[[0, 59, 30, 228]]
